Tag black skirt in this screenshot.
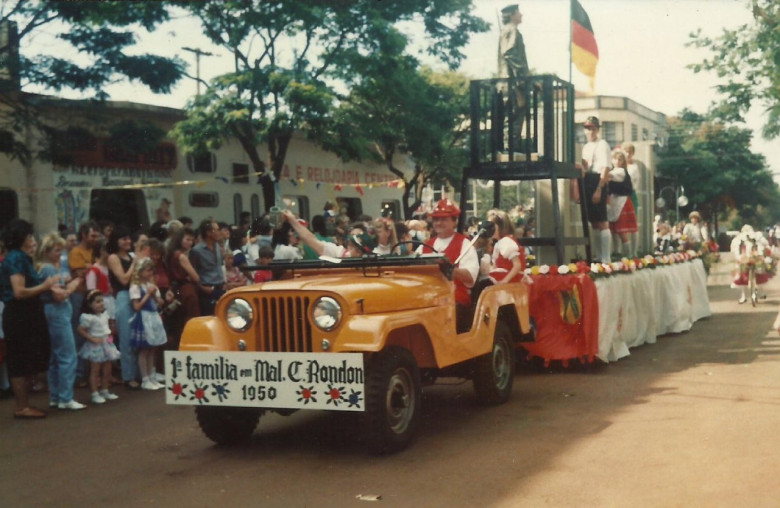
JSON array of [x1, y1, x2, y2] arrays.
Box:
[[2, 297, 51, 378]]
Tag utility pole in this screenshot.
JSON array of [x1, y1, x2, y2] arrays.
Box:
[[182, 46, 214, 96]]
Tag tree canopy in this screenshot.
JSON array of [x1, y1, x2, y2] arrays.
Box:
[[0, 0, 185, 162], [170, 0, 489, 214], [688, 0, 780, 138], [657, 109, 780, 226]]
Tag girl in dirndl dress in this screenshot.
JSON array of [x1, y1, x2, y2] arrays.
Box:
[[128, 258, 167, 391], [607, 150, 638, 257], [486, 209, 525, 284]]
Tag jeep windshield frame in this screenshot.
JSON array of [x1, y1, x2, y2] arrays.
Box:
[[241, 253, 453, 280]]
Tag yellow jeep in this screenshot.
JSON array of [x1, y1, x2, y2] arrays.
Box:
[[165, 253, 531, 454]]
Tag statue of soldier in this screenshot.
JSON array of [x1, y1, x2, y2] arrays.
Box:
[[495, 3, 530, 154]]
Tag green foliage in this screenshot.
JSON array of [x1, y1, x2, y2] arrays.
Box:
[[323, 60, 472, 218], [0, 0, 185, 162], [172, 0, 488, 212], [688, 0, 780, 138], [658, 109, 780, 225]]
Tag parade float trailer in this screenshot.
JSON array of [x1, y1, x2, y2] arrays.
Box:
[[165, 75, 710, 453]]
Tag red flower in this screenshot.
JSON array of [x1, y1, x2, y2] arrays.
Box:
[[549, 265, 559, 275], [195, 387, 205, 399], [329, 388, 341, 400], [172, 383, 183, 396]]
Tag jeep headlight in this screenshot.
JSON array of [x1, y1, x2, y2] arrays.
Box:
[[312, 296, 342, 331], [226, 298, 253, 332]]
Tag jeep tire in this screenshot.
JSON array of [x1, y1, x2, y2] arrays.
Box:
[[195, 406, 262, 445], [473, 321, 515, 405], [362, 347, 421, 455]]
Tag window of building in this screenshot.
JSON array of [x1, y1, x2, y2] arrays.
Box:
[[186, 152, 217, 173], [631, 124, 638, 142], [380, 200, 401, 220], [233, 194, 243, 225], [282, 195, 310, 222], [189, 192, 219, 207], [251, 194, 261, 220], [642, 128, 649, 141], [0, 188, 18, 231], [232, 163, 249, 184], [336, 197, 363, 221], [602, 121, 623, 147], [90, 189, 149, 231]]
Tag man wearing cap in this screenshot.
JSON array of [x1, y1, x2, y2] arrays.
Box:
[[581, 116, 612, 263], [418, 199, 480, 333]]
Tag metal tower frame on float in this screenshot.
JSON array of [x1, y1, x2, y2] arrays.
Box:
[[459, 75, 591, 264]]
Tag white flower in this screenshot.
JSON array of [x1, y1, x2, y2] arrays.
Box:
[[558, 265, 570, 275], [539, 264, 550, 274]]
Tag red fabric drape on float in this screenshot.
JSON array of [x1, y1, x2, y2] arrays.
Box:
[[522, 273, 599, 365]]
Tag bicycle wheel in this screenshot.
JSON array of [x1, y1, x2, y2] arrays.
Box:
[[750, 267, 757, 306]]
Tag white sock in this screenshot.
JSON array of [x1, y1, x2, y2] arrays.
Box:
[[622, 241, 631, 257], [592, 229, 601, 261], [600, 230, 611, 263]]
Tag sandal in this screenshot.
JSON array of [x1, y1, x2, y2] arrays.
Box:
[[13, 406, 47, 419], [124, 381, 141, 391]]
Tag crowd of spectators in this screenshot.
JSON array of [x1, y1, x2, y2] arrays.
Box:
[[0, 200, 540, 418]]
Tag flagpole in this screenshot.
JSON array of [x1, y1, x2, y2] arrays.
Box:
[[568, 0, 573, 85]]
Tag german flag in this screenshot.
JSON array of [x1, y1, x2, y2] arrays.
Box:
[[571, 0, 598, 89]]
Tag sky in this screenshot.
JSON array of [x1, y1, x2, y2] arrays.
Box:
[[26, 0, 778, 176]]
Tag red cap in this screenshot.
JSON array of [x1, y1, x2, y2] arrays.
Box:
[[430, 199, 460, 218]]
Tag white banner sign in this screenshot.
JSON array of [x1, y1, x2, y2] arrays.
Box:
[[164, 351, 365, 412]]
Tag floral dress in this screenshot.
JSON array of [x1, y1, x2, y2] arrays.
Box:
[[128, 283, 168, 349], [730, 230, 775, 286], [78, 312, 121, 363]]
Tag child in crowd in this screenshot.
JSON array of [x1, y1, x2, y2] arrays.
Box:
[[224, 249, 248, 290], [77, 290, 121, 404], [129, 258, 167, 390], [252, 246, 275, 283], [85, 239, 116, 333]]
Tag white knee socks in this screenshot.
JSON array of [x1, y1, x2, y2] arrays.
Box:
[[599, 229, 611, 263]]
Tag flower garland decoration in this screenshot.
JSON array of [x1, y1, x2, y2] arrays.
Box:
[[524, 251, 702, 280]]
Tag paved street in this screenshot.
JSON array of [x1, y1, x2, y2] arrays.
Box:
[[2, 256, 779, 507]]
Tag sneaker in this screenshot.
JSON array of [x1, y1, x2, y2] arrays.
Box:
[[153, 372, 166, 384], [141, 380, 162, 391], [100, 390, 119, 401], [58, 400, 87, 410], [91, 392, 106, 404], [49, 400, 58, 408], [738, 296, 747, 304]]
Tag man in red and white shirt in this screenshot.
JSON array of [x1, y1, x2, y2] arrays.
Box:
[[418, 199, 479, 333]]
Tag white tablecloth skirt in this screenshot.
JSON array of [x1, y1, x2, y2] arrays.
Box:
[[594, 259, 711, 362]]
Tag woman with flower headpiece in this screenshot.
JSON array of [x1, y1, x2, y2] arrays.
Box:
[[730, 225, 774, 304]]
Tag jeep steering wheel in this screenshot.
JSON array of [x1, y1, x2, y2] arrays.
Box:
[[390, 240, 439, 254], [391, 240, 454, 279]]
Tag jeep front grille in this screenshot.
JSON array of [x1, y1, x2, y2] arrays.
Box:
[[255, 296, 313, 352]]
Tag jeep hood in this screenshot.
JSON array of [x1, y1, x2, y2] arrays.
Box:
[[233, 272, 452, 314]]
